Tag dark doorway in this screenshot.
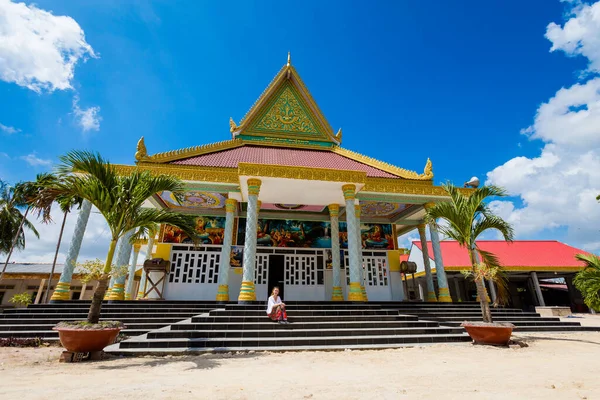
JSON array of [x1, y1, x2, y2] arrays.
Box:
[[268, 255, 285, 299]]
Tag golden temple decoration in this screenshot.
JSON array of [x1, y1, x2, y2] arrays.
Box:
[[328, 204, 340, 216], [335, 128, 342, 143], [114, 164, 239, 183], [253, 87, 318, 134], [139, 139, 244, 164], [333, 146, 434, 181], [229, 117, 239, 133], [247, 178, 262, 196], [135, 137, 149, 161], [342, 184, 357, 200], [287, 52, 291, 67], [239, 163, 367, 184]]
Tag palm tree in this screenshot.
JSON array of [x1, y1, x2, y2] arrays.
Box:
[[49, 150, 198, 323], [0, 176, 51, 282], [424, 183, 514, 323], [573, 253, 600, 312]]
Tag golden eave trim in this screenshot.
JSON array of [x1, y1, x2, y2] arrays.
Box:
[[136, 139, 244, 164], [333, 146, 433, 181], [114, 164, 239, 184], [238, 162, 367, 184]]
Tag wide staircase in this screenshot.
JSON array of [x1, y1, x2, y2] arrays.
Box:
[[392, 303, 596, 332], [112, 302, 469, 353], [0, 301, 219, 340]]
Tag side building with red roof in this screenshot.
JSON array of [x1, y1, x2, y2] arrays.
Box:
[[405, 240, 590, 312]]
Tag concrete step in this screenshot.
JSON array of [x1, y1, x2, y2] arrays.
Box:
[[0, 317, 192, 325], [512, 325, 600, 332], [439, 320, 583, 327], [0, 312, 203, 319], [118, 333, 471, 349], [0, 329, 146, 339], [0, 321, 183, 332], [428, 316, 562, 322], [171, 320, 441, 331], [210, 309, 402, 317], [191, 314, 417, 323], [3, 307, 214, 314], [148, 326, 465, 339]]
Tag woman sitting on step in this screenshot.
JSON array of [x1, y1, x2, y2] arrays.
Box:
[[267, 286, 289, 324]]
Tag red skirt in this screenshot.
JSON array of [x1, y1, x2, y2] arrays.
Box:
[[268, 306, 288, 321]]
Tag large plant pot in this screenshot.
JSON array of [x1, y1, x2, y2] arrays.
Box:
[[53, 327, 122, 353], [461, 322, 514, 346]]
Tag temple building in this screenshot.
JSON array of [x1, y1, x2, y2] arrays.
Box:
[[50, 55, 463, 303]]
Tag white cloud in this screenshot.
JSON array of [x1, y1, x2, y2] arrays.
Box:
[[546, 0, 600, 73], [72, 96, 101, 132], [12, 204, 111, 263], [0, 0, 96, 92], [486, 0, 600, 253], [20, 152, 52, 166], [0, 122, 20, 134]]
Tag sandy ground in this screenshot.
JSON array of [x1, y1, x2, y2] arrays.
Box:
[[0, 331, 599, 400]]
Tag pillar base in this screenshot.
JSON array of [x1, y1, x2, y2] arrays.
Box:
[[427, 291, 438, 302], [125, 293, 131, 300], [216, 284, 230, 302], [107, 284, 125, 301], [238, 281, 256, 302], [361, 285, 368, 302], [103, 288, 112, 300], [348, 282, 364, 302], [437, 287, 452, 303], [50, 282, 71, 302], [136, 291, 145, 300], [331, 286, 344, 301]]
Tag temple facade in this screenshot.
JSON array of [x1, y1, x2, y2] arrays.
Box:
[[51, 55, 460, 303]]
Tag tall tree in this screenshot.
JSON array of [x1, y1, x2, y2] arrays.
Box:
[[424, 184, 514, 323], [0, 176, 53, 282], [573, 253, 600, 312], [48, 151, 198, 323]]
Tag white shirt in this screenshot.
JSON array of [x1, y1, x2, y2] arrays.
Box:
[[266, 295, 282, 314]]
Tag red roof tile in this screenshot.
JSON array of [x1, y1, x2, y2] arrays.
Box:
[[171, 146, 399, 178], [412, 240, 589, 268]]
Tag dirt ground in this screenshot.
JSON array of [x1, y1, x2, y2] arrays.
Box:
[[0, 331, 599, 400]]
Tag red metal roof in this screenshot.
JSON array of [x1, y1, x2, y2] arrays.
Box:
[[171, 146, 399, 178], [412, 240, 589, 268], [399, 254, 409, 263]]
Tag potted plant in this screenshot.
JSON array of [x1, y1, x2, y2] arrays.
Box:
[[9, 292, 33, 308], [573, 253, 600, 313], [42, 150, 198, 353], [53, 259, 128, 352], [425, 183, 515, 345]]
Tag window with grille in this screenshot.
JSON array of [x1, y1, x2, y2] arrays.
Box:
[[255, 254, 269, 285], [285, 254, 323, 286], [169, 245, 221, 284]]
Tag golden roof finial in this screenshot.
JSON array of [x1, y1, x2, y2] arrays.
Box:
[[422, 158, 433, 179], [135, 136, 148, 161], [335, 128, 342, 143], [287, 51, 291, 66], [229, 117, 238, 133]]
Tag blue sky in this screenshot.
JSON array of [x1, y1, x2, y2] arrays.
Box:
[[1, 0, 599, 261]]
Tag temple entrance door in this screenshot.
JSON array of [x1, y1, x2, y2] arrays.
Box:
[[268, 255, 285, 300]]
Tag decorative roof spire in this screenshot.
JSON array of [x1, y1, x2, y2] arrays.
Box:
[[229, 117, 238, 133], [287, 51, 291, 66], [135, 136, 148, 161]]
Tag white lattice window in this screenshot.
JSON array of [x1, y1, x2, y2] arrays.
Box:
[[285, 255, 319, 286], [364, 256, 388, 286], [169, 245, 221, 284], [255, 254, 269, 285]]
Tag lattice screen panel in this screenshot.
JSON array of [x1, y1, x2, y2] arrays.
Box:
[[169, 248, 220, 284], [285, 255, 318, 286], [364, 256, 388, 287], [254, 254, 269, 285]]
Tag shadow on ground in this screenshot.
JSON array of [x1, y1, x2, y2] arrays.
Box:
[[513, 334, 600, 346], [94, 351, 266, 371]]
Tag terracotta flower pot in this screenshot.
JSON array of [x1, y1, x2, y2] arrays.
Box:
[[461, 322, 514, 346], [53, 326, 122, 353]]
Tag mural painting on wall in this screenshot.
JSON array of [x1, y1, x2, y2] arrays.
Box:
[[324, 249, 346, 269], [339, 223, 395, 250], [237, 218, 332, 248], [161, 216, 227, 244], [230, 246, 243, 268]]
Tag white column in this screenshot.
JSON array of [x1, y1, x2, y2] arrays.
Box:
[[50, 200, 92, 302], [216, 199, 237, 302], [531, 271, 545, 307], [355, 204, 368, 301], [239, 179, 261, 302], [108, 229, 135, 301], [417, 224, 437, 302], [342, 184, 364, 301], [329, 204, 343, 301], [125, 243, 141, 300], [428, 222, 451, 302], [453, 277, 462, 302], [137, 235, 155, 299]]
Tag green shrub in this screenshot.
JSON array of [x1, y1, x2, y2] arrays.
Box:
[[9, 292, 32, 308]]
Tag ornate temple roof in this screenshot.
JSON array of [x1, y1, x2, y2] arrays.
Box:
[[133, 54, 434, 182], [171, 146, 399, 178]]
